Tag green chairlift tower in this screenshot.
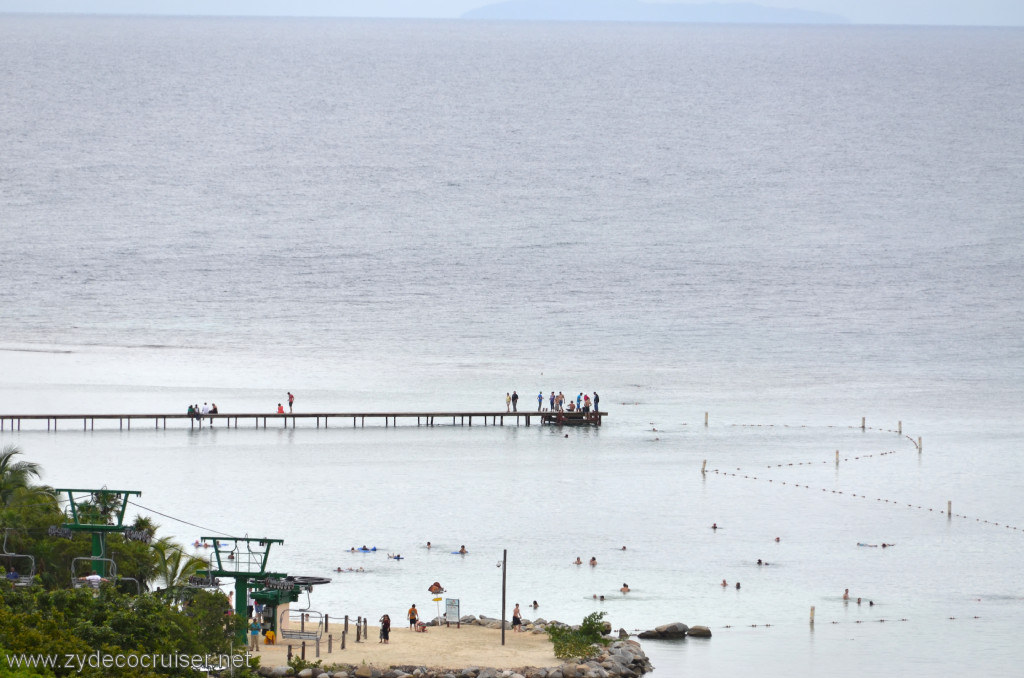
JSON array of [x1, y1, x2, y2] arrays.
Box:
[[55, 488, 142, 577], [198, 536, 287, 643]]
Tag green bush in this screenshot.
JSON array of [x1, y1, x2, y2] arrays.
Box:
[[545, 611, 611, 661]]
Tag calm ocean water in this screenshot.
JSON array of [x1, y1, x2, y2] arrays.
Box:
[[1, 15, 1023, 677]]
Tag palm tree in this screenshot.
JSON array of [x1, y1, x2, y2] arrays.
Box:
[[0, 444, 47, 506], [151, 536, 209, 592]]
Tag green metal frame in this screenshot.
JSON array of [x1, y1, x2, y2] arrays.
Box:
[[55, 488, 141, 577], [197, 536, 286, 644]]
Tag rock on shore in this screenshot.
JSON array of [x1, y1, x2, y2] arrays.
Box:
[[637, 622, 711, 639]]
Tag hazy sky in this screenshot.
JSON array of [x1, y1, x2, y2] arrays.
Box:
[[1, 0, 1022, 27]]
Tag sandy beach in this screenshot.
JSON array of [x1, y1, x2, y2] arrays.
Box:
[[251, 623, 560, 671]]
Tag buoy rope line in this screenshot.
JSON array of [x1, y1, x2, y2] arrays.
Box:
[[715, 615, 981, 630], [706, 467, 1022, 533]]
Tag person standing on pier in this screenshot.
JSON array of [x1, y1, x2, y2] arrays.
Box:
[[506, 393, 511, 412], [593, 392, 600, 412], [537, 392, 543, 411], [511, 390, 519, 411], [287, 392, 294, 413], [549, 392, 555, 410]]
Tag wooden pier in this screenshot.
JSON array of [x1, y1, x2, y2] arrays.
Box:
[[0, 410, 605, 432]]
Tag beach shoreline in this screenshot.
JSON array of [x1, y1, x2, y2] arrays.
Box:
[[253, 622, 559, 671]]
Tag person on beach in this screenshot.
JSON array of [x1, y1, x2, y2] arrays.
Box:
[[407, 604, 418, 629], [589, 556, 597, 566], [512, 604, 522, 632], [287, 392, 294, 413], [277, 403, 284, 414], [511, 390, 519, 411], [621, 583, 630, 593], [506, 392, 511, 412], [380, 614, 391, 643]]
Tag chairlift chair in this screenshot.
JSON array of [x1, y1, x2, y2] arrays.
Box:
[[1, 529, 36, 587], [71, 556, 117, 589]]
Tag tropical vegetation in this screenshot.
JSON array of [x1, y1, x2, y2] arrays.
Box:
[[545, 611, 612, 660], [0, 445, 253, 676]]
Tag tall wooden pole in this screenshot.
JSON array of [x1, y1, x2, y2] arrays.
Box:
[[501, 549, 507, 646]]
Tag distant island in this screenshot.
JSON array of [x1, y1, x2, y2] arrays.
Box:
[[462, 0, 847, 24]]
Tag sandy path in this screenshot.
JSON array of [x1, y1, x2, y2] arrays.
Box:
[[251, 623, 559, 671]]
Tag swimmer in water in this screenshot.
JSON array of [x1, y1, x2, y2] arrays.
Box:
[[621, 583, 630, 593], [426, 541, 431, 549], [721, 579, 728, 587], [574, 557, 583, 565], [589, 557, 597, 566], [459, 545, 467, 554], [531, 600, 539, 609], [621, 546, 627, 551], [735, 582, 741, 590], [843, 589, 850, 600]]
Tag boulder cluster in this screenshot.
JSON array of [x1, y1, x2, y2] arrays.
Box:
[[637, 622, 711, 639]]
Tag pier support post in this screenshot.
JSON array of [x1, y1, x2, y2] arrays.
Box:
[[704, 411, 708, 427], [898, 420, 902, 435], [918, 437, 922, 452], [948, 500, 952, 517], [861, 416, 866, 430], [810, 606, 815, 625]]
